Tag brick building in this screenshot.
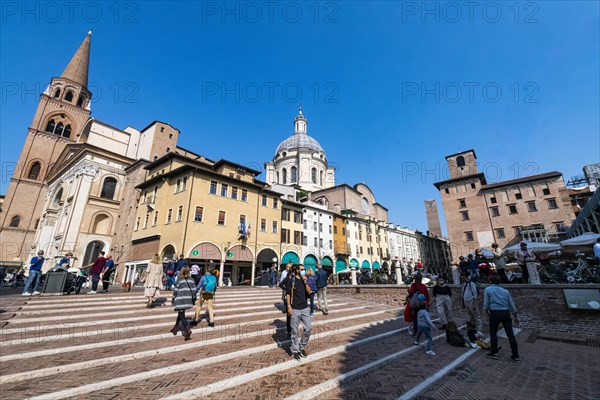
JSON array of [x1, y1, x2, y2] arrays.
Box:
[[434, 150, 575, 260]]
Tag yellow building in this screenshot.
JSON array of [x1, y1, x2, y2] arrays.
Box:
[[129, 153, 281, 286]]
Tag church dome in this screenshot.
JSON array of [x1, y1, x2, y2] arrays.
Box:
[[274, 107, 325, 156], [275, 133, 324, 154]]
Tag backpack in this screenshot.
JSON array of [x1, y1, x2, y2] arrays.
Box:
[[203, 274, 217, 293], [409, 283, 421, 308]]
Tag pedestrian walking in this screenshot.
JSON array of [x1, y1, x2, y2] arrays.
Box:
[[306, 268, 317, 317], [22, 250, 45, 296], [516, 242, 539, 284], [414, 297, 436, 356], [170, 267, 195, 341], [269, 266, 277, 287], [144, 254, 164, 308], [451, 263, 461, 285], [100, 254, 115, 293], [164, 258, 175, 290], [174, 254, 188, 283], [432, 277, 453, 330], [315, 264, 329, 315], [190, 264, 200, 285], [193, 268, 218, 327], [492, 243, 508, 283], [408, 273, 429, 336], [484, 275, 520, 362], [286, 264, 312, 360], [462, 274, 482, 333], [279, 261, 293, 337], [85, 251, 107, 294]]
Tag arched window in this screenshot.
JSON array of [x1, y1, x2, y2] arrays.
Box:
[[100, 177, 117, 199], [53, 188, 64, 207], [9, 215, 20, 227], [282, 168, 287, 184], [311, 168, 317, 184], [276, 171, 280, 184], [63, 125, 72, 138], [291, 166, 297, 183], [28, 162, 41, 180], [64, 91, 73, 102], [53, 88, 61, 98], [91, 214, 111, 235], [320, 171, 323, 186], [456, 156, 465, 167], [55, 122, 64, 136], [45, 119, 56, 133], [77, 95, 84, 107]]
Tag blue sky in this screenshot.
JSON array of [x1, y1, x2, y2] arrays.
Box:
[[1, 1, 599, 235]]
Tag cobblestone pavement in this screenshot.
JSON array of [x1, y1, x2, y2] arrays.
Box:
[[0, 287, 598, 399]]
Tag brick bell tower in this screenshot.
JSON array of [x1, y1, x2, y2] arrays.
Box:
[[0, 32, 93, 265]]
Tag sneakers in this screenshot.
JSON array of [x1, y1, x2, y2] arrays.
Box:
[[292, 352, 301, 361], [414, 341, 419, 346], [88, 290, 97, 294], [299, 349, 308, 358], [322, 310, 328, 315], [469, 343, 479, 349], [32, 291, 41, 295], [485, 352, 499, 360], [425, 350, 436, 356], [22, 292, 32, 296], [510, 355, 520, 362], [207, 322, 215, 328], [310, 313, 314, 318]]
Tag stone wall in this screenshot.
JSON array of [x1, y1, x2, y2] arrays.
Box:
[[329, 284, 600, 336]]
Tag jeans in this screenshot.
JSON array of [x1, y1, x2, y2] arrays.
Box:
[[489, 310, 519, 358], [165, 275, 174, 290], [469, 269, 480, 282], [290, 307, 312, 354], [309, 292, 315, 314], [91, 274, 101, 291], [317, 287, 328, 312], [23, 270, 42, 293], [416, 325, 433, 351]]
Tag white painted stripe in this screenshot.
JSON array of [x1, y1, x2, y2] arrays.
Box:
[[0, 301, 354, 335], [0, 304, 372, 346], [7, 302, 348, 324], [28, 316, 404, 400], [6, 314, 402, 387], [0, 309, 397, 362], [397, 335, 487, 400], [288, 323, 447, 400], [14, 299, 290, 315]]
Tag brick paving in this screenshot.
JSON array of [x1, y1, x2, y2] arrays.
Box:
[[0, 286, 598, 399]]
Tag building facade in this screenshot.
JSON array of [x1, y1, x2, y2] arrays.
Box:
[[434, 150, 576, 260]]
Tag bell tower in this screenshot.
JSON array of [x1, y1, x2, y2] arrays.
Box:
[[0, 32, 93, 265]]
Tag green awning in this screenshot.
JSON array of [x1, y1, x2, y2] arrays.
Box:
[[304, 255, 318, 271], [281, 252, 299, 265], [321, 256, 333, 267], [361, 260, 370, 269], [349, 258, 359, 269], [373, 261, 381, 269], [335, 258, 346, 273]]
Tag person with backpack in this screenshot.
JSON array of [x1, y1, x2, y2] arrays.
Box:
[[408, 273, 429, 336], [164, 258, 176, 290], [193, 268, 217, 327], [462, 274, 482, 333]]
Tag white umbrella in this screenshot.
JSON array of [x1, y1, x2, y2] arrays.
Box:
[[561, 232, 600, 246], [503, 241, 562, 254]]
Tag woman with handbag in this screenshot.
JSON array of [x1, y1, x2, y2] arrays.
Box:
[[171, 266, 195, 341], [144, 254, 164, 308]]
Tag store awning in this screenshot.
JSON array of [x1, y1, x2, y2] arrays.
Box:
[[304, 255, 318, 271], [335, 258, 346, 273], [373, 261, 381, 269], [282, 251, 299, 265], [361, 260, 370, 269], [321, 256, 333, 267]]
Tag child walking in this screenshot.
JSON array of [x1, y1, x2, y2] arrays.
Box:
[[414, 296, 437, 356]]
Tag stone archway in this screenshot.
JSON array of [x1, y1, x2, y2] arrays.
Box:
[[82, 240, 105, 266]]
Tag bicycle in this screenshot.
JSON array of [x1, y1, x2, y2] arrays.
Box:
[[564, 252, 600, 283]]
